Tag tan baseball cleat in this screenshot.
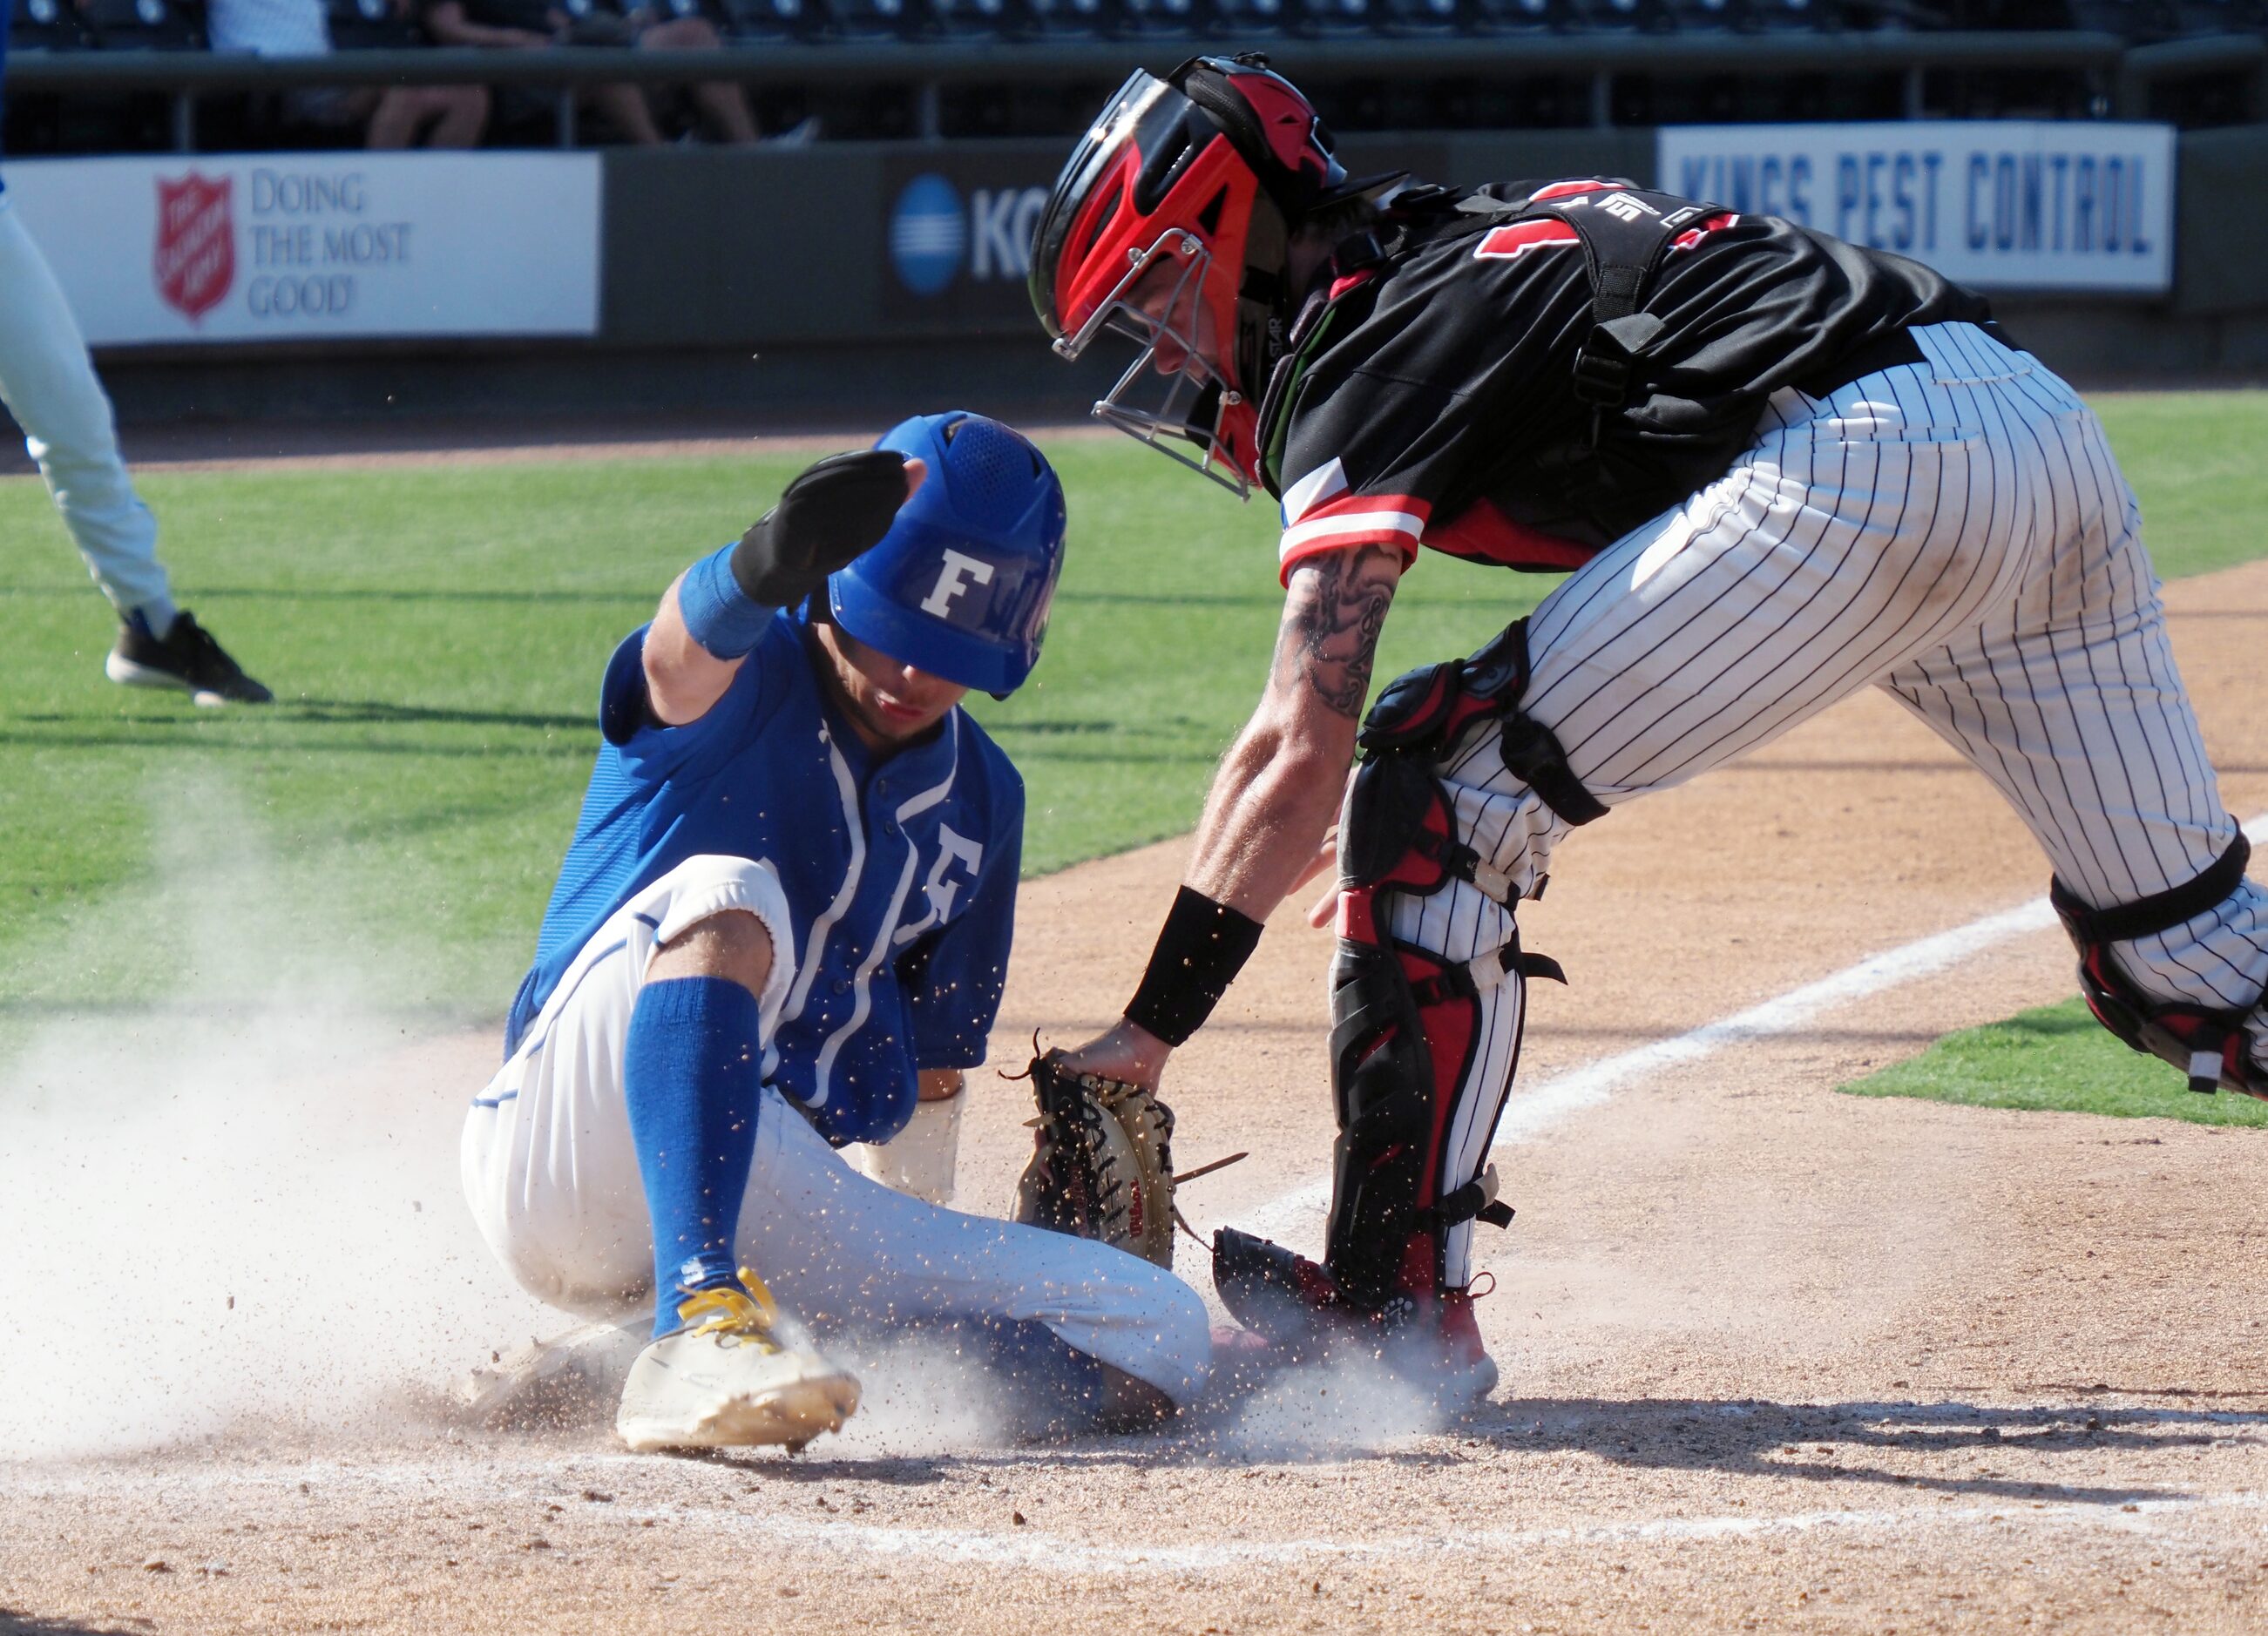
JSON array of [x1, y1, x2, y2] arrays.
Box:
[[615, 1272, 860, 1455]]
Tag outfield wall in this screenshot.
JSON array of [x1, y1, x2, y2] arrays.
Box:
[[18, 121, 2265, 432]]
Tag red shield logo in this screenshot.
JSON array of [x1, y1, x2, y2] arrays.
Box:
[[153, 173, 235, 324]]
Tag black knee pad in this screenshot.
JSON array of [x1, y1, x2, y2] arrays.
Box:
[[1337, 752, 1475, 902], [1355, 617, 1605, 830]]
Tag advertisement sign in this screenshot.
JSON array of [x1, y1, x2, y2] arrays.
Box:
[[1655, 122, 2175, 294], [880, 152, 1061, 328], [3, 152, 601, 344]]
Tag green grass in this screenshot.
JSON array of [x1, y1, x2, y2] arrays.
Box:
[[0, 436, 1527, 1020], [0, 390, 2258, 1027], [2091, 394, 2268, 582], [1841, 997, 2268, 1128]]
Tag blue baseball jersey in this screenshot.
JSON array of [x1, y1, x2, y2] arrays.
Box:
[[511, 604, 1024, 1148]]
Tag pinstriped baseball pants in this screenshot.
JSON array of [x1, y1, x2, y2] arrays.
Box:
[[1403, 320, 2267, 1287]]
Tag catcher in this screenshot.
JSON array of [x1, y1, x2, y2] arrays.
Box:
[[1017, 57, 2268, 1404]]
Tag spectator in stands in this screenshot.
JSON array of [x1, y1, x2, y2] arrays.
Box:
[[419, 0, 759, 145], [206, 0, 489, 149]]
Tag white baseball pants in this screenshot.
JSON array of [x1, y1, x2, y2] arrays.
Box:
[[1406, 320, 2268, 1285], [0, 194, 172, 621], [461, 853, 1213, 1408]]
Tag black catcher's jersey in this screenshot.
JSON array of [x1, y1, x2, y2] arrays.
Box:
[[1257, 179, 1993, 581]]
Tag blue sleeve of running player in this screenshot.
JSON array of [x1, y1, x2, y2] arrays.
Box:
[[902, 772, 1023, 1071], [597, 616, 795, 782]]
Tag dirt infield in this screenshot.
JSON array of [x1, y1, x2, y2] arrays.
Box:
[[5, 561, 2267, 1634]]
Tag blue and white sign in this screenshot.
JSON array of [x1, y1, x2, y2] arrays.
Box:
[[888, 173, 969, 297], [880, 157, 1060, 324], [1656, 121, 2175, 294]]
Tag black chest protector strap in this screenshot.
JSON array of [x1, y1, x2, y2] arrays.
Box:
[[1516, 187, 1722, 411], [2050, 835, 2251, 948]]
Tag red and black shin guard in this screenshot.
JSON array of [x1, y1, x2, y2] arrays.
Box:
[[1214, 754, 1531, 1383]]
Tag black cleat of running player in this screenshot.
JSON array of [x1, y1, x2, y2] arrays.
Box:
[[105, 609, 273, 705]]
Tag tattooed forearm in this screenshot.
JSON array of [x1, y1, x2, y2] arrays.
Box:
[[1272, 544, 1402, 719]]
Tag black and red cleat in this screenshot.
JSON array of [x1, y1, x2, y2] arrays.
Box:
[[1210, 1227, 1500, 1403], [1212, 1226, 1348, 1351]]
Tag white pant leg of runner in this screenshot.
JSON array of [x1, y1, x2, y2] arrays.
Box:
[[461, 853, 1211, 1407], [0, 197, 172, 619], [1402, 319, 2266, 1284]]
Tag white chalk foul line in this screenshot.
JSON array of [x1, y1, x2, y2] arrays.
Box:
[[12, 1460, 2265, 1579], [642, 1486, 2268, 1573], [1240, 815, 2268, 1245]]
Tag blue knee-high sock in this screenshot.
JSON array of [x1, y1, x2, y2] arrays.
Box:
[[624, 976, 766, 1338]]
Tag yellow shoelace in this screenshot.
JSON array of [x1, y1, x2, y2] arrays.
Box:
[[674, 1268, 783, 1350]]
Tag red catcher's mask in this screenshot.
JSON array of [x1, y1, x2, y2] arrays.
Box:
[[1029, 57, 1344, 497]]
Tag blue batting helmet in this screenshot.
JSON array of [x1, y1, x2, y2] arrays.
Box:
[[826, 412, 1066, 698]]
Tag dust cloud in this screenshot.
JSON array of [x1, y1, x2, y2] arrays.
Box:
[[0, 779, 549, 1458]]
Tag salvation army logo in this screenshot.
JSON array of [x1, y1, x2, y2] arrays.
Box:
[[153, 173, 235, 323], [889, 173, 966, 296]]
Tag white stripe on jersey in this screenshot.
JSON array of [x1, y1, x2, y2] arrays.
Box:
[[1280, 508, 1426, 558], [809, 848, 922, 1107], [896, 713, 961, 822], [781, 731, 864, 1029], [1280, 456, 1351, 524], [809, 715, 963, 1108]]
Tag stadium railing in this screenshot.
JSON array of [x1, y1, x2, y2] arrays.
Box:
[[3, 29, 2260, 147]]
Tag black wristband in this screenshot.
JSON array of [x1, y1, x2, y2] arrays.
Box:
[[1125, 887, 1267, 1048]]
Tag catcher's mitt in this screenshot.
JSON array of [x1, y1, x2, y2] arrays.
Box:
[[1012, 1049, 1178, 1268]]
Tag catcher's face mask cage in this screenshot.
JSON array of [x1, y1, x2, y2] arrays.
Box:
[[1032, 57, 1342, 500], [1055, 227, 1256, 498]]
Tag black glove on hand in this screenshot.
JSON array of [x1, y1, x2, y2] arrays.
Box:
[[730, 449, 912, 609]]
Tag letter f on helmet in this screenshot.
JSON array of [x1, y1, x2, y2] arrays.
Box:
[[920, 549, 998, 618]]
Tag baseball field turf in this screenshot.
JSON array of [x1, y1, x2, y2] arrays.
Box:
[[0, 391, 2262, 1092]]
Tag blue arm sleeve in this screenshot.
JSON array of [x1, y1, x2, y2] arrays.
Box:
[[675, 542, 777, 659]]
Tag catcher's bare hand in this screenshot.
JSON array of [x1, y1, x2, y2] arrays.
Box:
[[1051, 1018, 1171, 1091]]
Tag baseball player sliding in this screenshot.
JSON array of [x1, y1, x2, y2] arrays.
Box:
[[1023, 56, 2268, 1400], [461, 413, 1210, 1452], [0, 21, 269, 705]]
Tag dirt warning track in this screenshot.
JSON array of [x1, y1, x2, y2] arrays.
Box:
[[4, 562, 2268, 1634]]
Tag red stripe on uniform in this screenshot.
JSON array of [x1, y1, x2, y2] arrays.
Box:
[[1473, 220, 1581, 261]]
